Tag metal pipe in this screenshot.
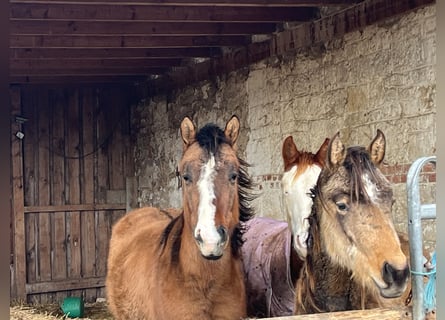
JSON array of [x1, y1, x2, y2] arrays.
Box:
[[406, 156, 436, 320]]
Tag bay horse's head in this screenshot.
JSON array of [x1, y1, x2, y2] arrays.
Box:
[[178, 115, 253, 260], [281, 136, 329, 259], [313, 130, 409, 298]]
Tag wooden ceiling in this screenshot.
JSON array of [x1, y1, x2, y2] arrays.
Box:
[[9, 0, 433, 87]]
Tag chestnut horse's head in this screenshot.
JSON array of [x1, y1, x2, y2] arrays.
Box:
[[281, 136, 329, 259], [178, 116, 253, 260], [313, 130, 409, 298]]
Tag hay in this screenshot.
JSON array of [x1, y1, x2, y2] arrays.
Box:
[[10, 301, 114, 320]]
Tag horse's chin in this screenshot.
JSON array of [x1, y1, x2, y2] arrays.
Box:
[[201, 253, 223, 260], [294, 233, 308, 259], [372, 277, 407, 299]]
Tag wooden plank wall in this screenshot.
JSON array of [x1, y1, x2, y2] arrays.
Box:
[[11, 84, 135, 303]]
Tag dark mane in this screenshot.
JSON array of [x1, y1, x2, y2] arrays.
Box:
[[344, 146, 391, 203]]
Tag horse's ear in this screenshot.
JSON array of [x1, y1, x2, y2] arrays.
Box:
[[327, 132, 345, 169], [180, 117, 196, 149], [368, 129, 386, 165], [224, 115, 240, 148], [282, 136, 299, 170], [314, 138, 330, 167]]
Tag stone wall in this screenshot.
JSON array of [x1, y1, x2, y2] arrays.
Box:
[[132, 5, 436, 250]]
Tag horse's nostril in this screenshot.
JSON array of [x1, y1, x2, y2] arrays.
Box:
[[382, 262, 409, 286], [194, 232, 203, 244], [217, 226, 228, 243]]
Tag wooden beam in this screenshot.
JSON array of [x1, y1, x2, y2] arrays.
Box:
[[10, 0, 357, 7], [10, 35, 250, 48], [26, 276, 105, 294], [11, 67, 167, 76], [11, 47, 222, 59], [24, 203, 126, 213], [10, 58, 182, 69], [10, 20, 278, 36], [11, 3, 319, 22], [11, 85, 27, 301], [10, 75, 148, 84]]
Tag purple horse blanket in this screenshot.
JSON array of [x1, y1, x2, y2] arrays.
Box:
[[241, 217, 296, 318]]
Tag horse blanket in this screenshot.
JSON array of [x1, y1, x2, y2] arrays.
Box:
[[241, 217, 296, 318]]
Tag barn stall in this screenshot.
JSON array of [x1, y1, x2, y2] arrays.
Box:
[[10, 0, 436, 319]]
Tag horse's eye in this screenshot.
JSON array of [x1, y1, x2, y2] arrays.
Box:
[[229, 172, 238, 184], [183, 174, 192, 184], [336, 202, 349, 212]]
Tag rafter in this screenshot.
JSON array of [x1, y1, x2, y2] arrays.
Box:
[[10, 0, 359, 7], [11, 48, 223, 59], [11, 3, 320, 22], [10, 20, 278, 36], [10, 35, 251, 48]]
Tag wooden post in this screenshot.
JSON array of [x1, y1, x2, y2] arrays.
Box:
[[126, 176, 137, 212], [11, 86, 27, 301]]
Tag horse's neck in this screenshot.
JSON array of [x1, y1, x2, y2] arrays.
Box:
[[299, 229, 355, 313]]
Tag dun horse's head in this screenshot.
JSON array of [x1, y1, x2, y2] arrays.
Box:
[[315, 130, 409, 298], [281, 136, 329, 259], [178, 116, 250, 260]]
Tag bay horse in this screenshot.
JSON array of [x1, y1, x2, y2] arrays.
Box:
[[106, 115, 255, 320], [294, 130, 411, 314], [240, 137, 329, 317]]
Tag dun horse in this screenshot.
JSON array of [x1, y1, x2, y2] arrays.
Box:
[[106, 116, 254, 320], [240, 137, 329, 317], [295, 130, 410, 314]]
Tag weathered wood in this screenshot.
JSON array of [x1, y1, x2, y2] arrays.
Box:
[[37, 90, 52, 303], [22, 89, 38, 302], [11, 3, 318, 22], [26, 276, 105, 294], [11, 58, 182, 69], [95, 89, 112, 299], [80, 89, 98, 301], [11, 47, 222, 58], [10, 0, 355, 6], [12, 86, 134, 302], [126, 177, 138, 212], [24, 203, 126, 213], [65, 90, 82, 298], [11, 86, 26, 301], [12, 67, 167, 76], [10, 20, 277, 36], [49, 90, 68, 302]]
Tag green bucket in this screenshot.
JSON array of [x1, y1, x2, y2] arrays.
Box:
[[61, 296, 84, 318]]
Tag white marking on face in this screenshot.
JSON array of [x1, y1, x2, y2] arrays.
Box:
[[195, 154, 220, 247], [282, 164, 321, 258], [362, 173, 378, 203]]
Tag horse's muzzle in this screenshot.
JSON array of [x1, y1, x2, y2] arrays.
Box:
[[378, 262, 410, 298], [195, 226, 228, 260]]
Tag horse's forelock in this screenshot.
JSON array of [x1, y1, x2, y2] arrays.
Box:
[[344, 146, 388, 203], [196, 123, 231, 155]]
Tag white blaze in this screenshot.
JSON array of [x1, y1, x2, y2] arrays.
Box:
[[362, 173, 378, 203], [195, 154, 220, 245], [282, 164, 321, 257]]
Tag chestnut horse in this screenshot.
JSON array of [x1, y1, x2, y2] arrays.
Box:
[[295, 130, 411, 314], [240, 137, 329, 317], [281, 136, 330, 260], [106, 116, 254, 320]]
